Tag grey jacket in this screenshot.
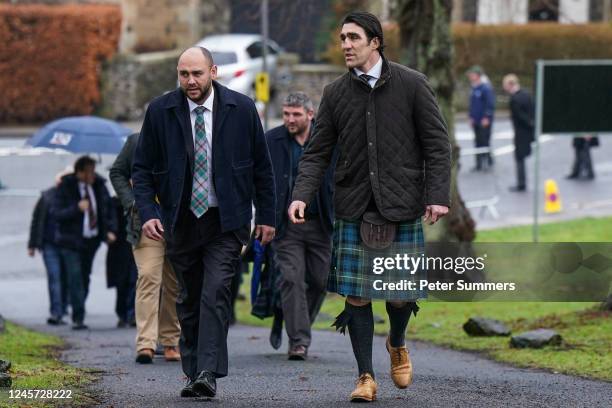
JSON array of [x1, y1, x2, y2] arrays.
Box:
[[292, 57, 451, 222], [109, 133, 141, 244]]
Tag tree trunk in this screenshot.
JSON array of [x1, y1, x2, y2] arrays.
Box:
[[396, 0, 476, 243], [601, 294, 612, 311]]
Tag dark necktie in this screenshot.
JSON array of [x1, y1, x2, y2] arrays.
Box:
[[84, 186, 97, 230], [360, 73, 374, 87]]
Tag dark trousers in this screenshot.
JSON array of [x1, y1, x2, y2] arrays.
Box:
[[473, 124, 493, 169], [115, 262, 137, 322], [272, 218, 332, 348], [515, 156, 526, 188], [167, 208, 244, 379], [59, 248, 86, 323], [81, 238, 100, 301], [42, 242, 69, 319], [570, 144, 594, 177]]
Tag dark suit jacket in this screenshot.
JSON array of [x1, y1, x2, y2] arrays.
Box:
[[265, 124, 335, 239], [53, 173, 116, 250], [109, 132, 141, 245], [132, 82, 276, 234], [28, 187, 58, 249], [509, 89, 535, 160]]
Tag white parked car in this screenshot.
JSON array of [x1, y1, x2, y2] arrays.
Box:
[[195, 34, 282, 98]]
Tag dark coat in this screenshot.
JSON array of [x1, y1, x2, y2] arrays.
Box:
[[109, 132, 141, 245], [106, 197, 137, 288], [132, 83, 276, 234], [53, 173, 116, 250], [573, 136, 599, 149], [265, 124, 335, 239], [28, 187, 58, 249], [509, 89, 535, 160], [292, 57, 451, 222], [469, 82, 496, 123]]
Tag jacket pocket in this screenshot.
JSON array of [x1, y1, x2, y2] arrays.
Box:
[[233, 159, 254, 172]]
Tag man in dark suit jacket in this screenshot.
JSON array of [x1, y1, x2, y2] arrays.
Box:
[[132, 47, 276, 399], [503, 74, 534, 191], [53, 156, 117, 330], [265, 92, 335, 360]]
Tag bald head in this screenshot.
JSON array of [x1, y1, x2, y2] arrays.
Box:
[[177, 47, 217, 104], [179, 47, 214, 67]]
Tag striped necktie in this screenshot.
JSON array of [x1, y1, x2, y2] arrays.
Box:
[[190, 106, 209, 218], [360, 73, 374, 87]]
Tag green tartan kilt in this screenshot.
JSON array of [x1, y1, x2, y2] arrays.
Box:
[[327, 218, 427, 301]]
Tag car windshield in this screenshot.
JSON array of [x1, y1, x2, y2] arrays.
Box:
[[211, 51, 238, 66]]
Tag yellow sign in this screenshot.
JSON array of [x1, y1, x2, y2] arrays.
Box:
[[544, 179, 562, 213], [255, 72, 270, 103]]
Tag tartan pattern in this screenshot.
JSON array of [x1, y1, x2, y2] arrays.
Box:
[[328, 218, 427, 301], [190, 106, 209, 218]]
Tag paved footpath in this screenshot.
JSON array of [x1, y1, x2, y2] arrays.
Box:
[[22, 315, 611, 408]]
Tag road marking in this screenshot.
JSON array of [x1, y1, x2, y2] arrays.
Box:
[[0, 188, 42, 197], [0, 147, 71, 157]]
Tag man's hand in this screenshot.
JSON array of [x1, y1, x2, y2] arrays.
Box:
[[78, 199, 90, 212], [106, 231, 117, 244], [255, 225, 275, 245], [481, 117, 490, 128], [27, 248, 35, 257], [423, 205, 449, 225], [142, 219, 164, 241], [288, 200, 307, 224]]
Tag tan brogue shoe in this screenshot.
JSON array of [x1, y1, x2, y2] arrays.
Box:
[[386, 337, 413, 389], [350, 373, 377, 402], [164, 346, 181, 362]]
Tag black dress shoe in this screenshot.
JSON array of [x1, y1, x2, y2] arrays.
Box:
[[47, 316, 65, 325], [180, 378, 199, 398], [288, 345, 308, 361], [192, 370, 216, 397], [269, 313, 283, 350], [508, 185, 526, 192], [566, 173, 579, 179], [72, 322, 88, 330]]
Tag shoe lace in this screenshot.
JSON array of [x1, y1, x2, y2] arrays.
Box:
[[391, 348, 406, 366], [357, 375, 371, 385]]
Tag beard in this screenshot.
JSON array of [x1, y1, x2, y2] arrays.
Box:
[[183, 80, 212, 104], [286, 121, 308, 136]]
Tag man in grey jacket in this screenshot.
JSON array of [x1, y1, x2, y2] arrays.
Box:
[[109, 133, 181, 364], [288, 11, 451, 402]]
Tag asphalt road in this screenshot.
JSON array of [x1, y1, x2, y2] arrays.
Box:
[[13, 316, 612, 408]]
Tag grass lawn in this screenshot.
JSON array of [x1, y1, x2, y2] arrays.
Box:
[[0, 322, 96, 407], [236, 216, 612, 382]]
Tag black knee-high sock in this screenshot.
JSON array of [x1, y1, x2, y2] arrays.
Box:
[[332, 301, 374, 378], [386, 302, 419, 347]]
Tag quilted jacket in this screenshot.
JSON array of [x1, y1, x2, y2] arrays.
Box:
[[292, 57, 451, 222]]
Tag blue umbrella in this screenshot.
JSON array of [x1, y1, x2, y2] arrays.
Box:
[[25, 116, 132, 154]]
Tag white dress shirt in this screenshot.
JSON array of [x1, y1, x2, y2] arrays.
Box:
[[78, 181, 98, 238], [354, 55, 383, 88], [187, 87, 218, 207]]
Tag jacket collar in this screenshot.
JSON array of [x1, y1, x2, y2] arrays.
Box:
[[165, 81, 237, 174], [348, 54, 392, 89]]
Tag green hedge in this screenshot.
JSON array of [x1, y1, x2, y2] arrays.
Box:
[[324, 23, 612, 109]]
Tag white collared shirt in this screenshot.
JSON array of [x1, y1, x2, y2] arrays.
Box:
[[354, 55, 383, 88], [187, 87, 218, 207], [78, 181, 98, 238]]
